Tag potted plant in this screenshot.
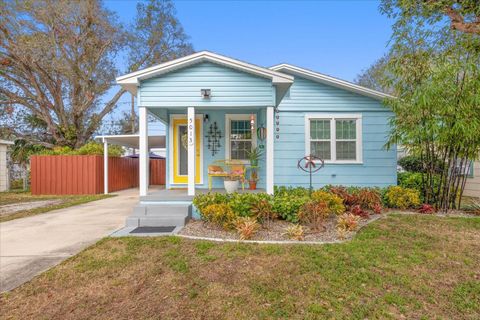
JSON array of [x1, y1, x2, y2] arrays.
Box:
[[224, 174, 240, 193], [247, 146, 263, 167], [247, 147, 264, 190], [249, 168, 258, 190]]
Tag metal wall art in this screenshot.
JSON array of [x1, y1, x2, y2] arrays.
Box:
[[206, 121, 222, 156]]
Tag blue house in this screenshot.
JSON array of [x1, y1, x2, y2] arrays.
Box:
[[115, 51, 396, 229]]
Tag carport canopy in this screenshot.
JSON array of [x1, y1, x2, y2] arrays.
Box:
[[94, 134, 166, 194], [94, 134, 165, 149]]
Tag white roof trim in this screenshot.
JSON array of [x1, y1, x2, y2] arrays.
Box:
[[269, 64, 394, 101], [117, 51, 294, 95], [0, 140, 14, 145]]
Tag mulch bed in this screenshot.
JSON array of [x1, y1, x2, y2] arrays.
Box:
[[179, 214, 383, 243]]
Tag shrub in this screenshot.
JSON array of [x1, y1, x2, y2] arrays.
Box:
[[350, 205, 369, 218], [397, 172, 441, 203], [284, 224, 304, 241], [39, 141, 123, 157], [193, 193, 230, 213], [418, 204, 435, 214], [311, 190, 346, 215], [328, 186, 358, 209], [464, 199, 480, 215], [274, 186, 309, 198], [228, 193, 271, 217], [356, 188, 382, 210], [251, 199, 277, 226], [398, 155, 444, 173], [272, 194, 309, 222], [373, 203, 383, 214], [385, 186, 421, 209], [337, 213, 360, 232], [201, 204, 237, 230], [235, 217, 260, 240], [298, 200, 330, 231]]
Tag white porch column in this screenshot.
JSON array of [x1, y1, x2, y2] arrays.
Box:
[[139, 106, 149, 196], [103, 139, 109, 194], [266, 106, 274, 195], [187, 107, 196, 196]]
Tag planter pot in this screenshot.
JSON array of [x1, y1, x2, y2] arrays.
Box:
[[249, 180, 257, 190], [224, 180, 239, 193]]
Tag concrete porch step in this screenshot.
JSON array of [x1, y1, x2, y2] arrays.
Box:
[[126, 215, 190, 227], [133, 204, 191, 216], [127, 203, 192, 227]]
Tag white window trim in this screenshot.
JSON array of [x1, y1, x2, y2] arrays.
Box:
[[305, 113, 363, 164], [225, 114, 257, 163]]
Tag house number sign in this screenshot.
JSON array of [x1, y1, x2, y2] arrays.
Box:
[[188, 117, 194, 146]]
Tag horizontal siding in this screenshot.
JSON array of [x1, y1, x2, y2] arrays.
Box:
[[465, 161, 480, 198], [278, 76, 390, 112], [140, 62, 274, 108], [273, 74, 396, 188]]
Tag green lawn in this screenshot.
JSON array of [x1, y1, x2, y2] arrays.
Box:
[[1, 214, 480, 319], [0, 191, 114, 222]]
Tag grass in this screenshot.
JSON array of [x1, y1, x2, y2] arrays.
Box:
[[1, 214, 480, 319], [0, 191, 114, 222]]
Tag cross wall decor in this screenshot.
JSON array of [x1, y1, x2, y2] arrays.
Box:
[[206, 121, 222, 156]]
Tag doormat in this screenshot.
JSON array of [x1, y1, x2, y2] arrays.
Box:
[[130, 226, 176, 234]]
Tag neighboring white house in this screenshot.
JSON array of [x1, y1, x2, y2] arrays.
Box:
[[0, 140, 14, 192], [465, 160, 480, 198]]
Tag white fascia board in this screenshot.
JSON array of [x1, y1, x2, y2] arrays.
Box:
[[117, 51, 294, 95], [270, 64, 394, 101]]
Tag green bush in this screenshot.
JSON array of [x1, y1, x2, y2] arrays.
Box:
[[385, 186, 421, 209], [272, 194, 309, 222], [192, 193, 230, 213], [228, 193, 271, 217], [398, 171, 441, 203], [398, 155, 444, 173], [39, 141, 123, 157], [201, 204, 237, 230], [311, 190, 346, 215]]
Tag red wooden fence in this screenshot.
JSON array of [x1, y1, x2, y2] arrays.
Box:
[[150, 159, 166, 185], [31, 155, 165, 195]]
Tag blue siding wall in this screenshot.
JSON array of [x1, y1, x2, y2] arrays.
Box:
[[140, 62, 275, 108], [166, 109, 267, 190], [274, 76, 397, 188]]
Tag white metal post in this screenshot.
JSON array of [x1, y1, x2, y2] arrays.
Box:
[[139, 106, 149, 196], [187, 107, 196, 196], [103, 139, 108, 194], [266, 106, 274, 195]]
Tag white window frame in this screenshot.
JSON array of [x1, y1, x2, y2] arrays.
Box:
[[225, 114, 257, 163], [305, 113, 363, 164]]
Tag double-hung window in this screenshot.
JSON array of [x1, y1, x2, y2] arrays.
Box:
[[225, 114, 256, 161], [306, 114, 362, 163]]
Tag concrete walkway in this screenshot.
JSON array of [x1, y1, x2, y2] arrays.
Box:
[[0, 188, 139, 292]]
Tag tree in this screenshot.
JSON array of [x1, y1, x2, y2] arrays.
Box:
[[0, 0, 193, 148], [380, 0, 480, 35], [380, 1, 480, 211], [354, 54, 394, 94]]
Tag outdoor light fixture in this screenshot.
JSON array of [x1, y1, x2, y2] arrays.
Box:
[[203, 114, 209, 122], [201, 89, 211, 99], [250, 114, 255, 131]]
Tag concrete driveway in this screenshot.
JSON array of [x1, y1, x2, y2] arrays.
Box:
[[0, 188, 139, 292]]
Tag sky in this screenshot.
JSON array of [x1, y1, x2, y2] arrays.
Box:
[[102, 0, 394, 134]]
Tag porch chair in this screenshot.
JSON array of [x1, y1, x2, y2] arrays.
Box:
[[207, 160, 246, 191]]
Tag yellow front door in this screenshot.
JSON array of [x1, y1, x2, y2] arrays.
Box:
[[172, 117, 202, 184]]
